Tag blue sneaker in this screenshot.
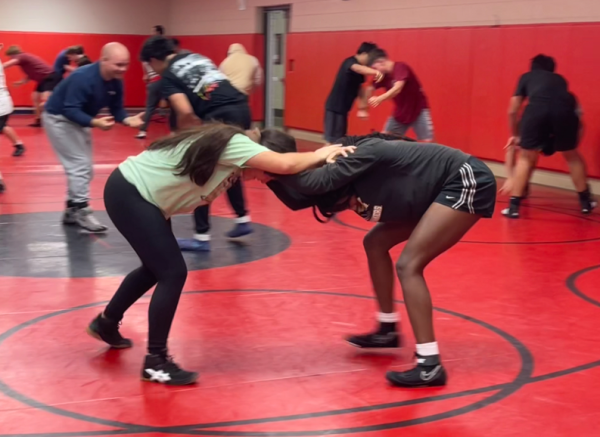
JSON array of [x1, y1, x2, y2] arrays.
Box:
[[226, 222, 253, 238], [177, 238, 210, 252]]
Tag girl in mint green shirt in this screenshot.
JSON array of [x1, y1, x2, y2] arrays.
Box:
[[85, 122, 353, 385]]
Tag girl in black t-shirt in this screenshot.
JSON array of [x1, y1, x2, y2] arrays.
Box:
[[247, 131, 497, 389]]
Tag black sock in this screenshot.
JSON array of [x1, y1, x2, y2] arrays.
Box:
[[377, 322, 397, 335], [509, 196, 522, 209], [578, 186, 591, 202]]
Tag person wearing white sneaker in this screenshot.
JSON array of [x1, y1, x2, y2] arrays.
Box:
[[251, 131, 498, 388], [43, 42, 145, 233], [89, 123, 354, 384]]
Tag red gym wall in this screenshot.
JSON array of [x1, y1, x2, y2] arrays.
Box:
[[282, 23, 600, 178], [0, 32, 148, 108]]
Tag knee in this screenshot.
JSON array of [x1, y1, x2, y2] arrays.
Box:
[[519, 149, 538, 164], [396, 253, 423, 280], [562, 150, 580, 163], [160, 263, 188, 288]]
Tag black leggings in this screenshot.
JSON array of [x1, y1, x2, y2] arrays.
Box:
[[103, 168, 187, 355]]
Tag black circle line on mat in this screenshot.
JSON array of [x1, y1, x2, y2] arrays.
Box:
[[331, 206, 600, 246], [0, 288, 530, 436], [0, 285, 589, 436], [566, 264, 600, 308]]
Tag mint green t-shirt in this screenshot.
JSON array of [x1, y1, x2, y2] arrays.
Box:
[[118, 133, 269, 218]]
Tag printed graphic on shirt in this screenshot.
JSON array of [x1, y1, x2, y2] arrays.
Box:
[[170, 54, 228, 100], [202, 169, 241, 203]]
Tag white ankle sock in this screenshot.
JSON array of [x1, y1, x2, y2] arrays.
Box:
[[416, 341, 439, 356], [377, 312, 399, 323], [234, 215, 251, 224]]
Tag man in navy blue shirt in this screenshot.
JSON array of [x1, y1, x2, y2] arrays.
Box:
[[44, 42, 144, 233]]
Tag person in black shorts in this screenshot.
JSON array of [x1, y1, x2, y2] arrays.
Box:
[[245, 132, 497, 388], [141, 35, 254, 251], [323, 42, 383, 144], [503, 54, 595, 217]]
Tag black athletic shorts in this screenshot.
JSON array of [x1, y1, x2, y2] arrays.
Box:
[[324, 110, 348, 143], [35, 73, 61, 93], [435, 156, 497, 218], [519, 105, 579, 155], [0, 113, 9, 131]]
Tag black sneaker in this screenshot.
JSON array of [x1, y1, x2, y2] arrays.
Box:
[[580, 199, 597, 215], [12, 144, 25, 157], [501, 205, 519, 218], [346, 331, 400, 349], [141, 354, 199, 386], [86, 313, 133, 349], [386, 353, 447, 388]]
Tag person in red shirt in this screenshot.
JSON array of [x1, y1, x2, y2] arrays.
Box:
[[3, 45, 60, 127], [367, 48, 434, 142]]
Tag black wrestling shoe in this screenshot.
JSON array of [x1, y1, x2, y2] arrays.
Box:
[[386, 353, 447, 388], [142, 354, 199, 386], [12, 144, 25, 157], [87, 313, 133, 349], [580, 198, 597, 215], [501, 205, 519, 218], [346, 331, 400, 349]]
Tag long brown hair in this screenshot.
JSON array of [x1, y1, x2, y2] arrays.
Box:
[[148, 123, 245, 186]]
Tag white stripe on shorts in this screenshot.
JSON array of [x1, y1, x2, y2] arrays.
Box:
[[451, 163, 477, 214]]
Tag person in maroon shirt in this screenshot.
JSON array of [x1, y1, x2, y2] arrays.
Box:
[[367, 48, 434, 142], [3, 45, 60, 127]]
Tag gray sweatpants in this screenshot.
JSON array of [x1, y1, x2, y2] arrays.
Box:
[[42, 112, 93, 205]]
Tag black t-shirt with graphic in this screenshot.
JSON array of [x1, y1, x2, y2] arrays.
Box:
[[161, 52, 247, 118], [325, 56, 365, 115]]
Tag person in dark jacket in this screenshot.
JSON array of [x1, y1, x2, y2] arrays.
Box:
[[244, 132, 497, 388]]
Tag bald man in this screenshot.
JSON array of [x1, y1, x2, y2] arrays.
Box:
[[43, 43, 144, 233]]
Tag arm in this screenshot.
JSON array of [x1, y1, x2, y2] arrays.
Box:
[[504, 144, 516, 179], [253, 63, 263, 87], [350, 64, 381, 78], [507, 96, 523, 137], [378, 80, 404, 102], [108, 81, 129, 123], [509, 74, 528, 137], [245, 150, 332, 175], [65, 65, 77, 72], [357, 86, 371, 110], [2, 59, 18, 69], [273, 144, 378, 195], [161, 77, 201, 130], [62, 74, 95, 127], [168, 93, 201, 129]]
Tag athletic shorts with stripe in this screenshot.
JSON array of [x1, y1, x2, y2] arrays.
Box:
[[434, 156, 497, 218]]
